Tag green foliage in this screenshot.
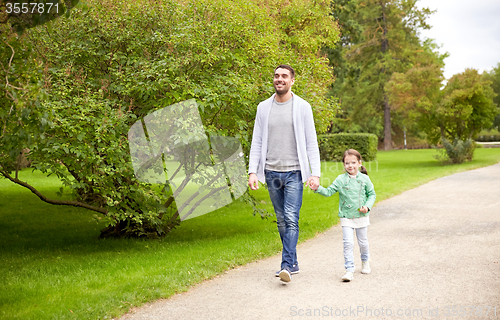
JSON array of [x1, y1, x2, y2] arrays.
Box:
[[318, 133, 377, 161], [483, 63, 500, 107], [482, 63, 500, 128], [0, 24, 46, 173], [435, 138, 476, 164], [386, 58, 444, 141], [475, 134, 500, 142], [475, 129, 500, 142], [328, 0, 441, 149], [435, 69, 497, 143], [388, 64, 497, 148], [0, 0, 340, 238], [325, 0, 362, 98]]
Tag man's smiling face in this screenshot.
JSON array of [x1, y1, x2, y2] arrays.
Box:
[[273, 68, 295, 95]]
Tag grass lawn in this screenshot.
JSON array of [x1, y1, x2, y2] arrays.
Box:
[[1, 148, 500, 319]]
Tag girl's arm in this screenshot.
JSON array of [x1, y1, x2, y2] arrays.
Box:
[[363, 178, 376, 209], [315, 177, 341, 197]]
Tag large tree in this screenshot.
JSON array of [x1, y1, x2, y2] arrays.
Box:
[[483, 63, 500, 129], [388, 67, 497, 144], [386, 43, 445, 141], [331, 0, 436, 149], [435, 69, 497, 142], [325, 0, 362, 98], [0, 0, 340, 238]]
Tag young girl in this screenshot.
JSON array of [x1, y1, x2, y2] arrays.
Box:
[[310, 149, 376, 282]]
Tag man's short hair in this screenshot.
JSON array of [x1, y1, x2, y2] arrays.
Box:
[[274, 64, 295, 79]]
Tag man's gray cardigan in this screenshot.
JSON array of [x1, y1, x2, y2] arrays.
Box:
[[248, 93, 321, 183]]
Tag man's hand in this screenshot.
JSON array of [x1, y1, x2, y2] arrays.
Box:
[[305, 175, 319, 191], [248, 173, 259, 190]]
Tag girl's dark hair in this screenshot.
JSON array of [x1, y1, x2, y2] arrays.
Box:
[[342, 149, 368, 175]]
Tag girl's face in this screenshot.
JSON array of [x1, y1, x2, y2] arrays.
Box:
[[344, 154, 362, 175]]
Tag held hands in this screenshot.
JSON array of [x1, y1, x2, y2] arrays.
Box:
[[305, 175, 319, 191], [249, 174, 320, 191]]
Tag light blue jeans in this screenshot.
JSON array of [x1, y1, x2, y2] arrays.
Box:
[[342, 226, 369, 272], [265, 170, 303, 271]]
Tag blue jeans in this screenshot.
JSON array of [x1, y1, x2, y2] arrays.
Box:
[[265, 170, 303, 271]]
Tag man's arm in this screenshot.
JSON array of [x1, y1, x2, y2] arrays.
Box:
[[248, 103, 263, 173], [303, 101, 321, 181], [248, 104, 263, 188]]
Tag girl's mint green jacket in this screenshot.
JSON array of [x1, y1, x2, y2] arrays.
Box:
[[315, 172, 376, 219]]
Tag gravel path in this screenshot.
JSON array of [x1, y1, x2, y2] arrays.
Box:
[[120, 163, 500, 320]]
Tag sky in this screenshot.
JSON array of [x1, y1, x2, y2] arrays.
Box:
[[417, 0, 500, 80]]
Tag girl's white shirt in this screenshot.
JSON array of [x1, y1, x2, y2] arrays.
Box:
[[340, 173, 370, 228]]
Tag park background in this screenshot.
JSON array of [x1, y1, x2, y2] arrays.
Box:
[[1, 0, 499, 319]]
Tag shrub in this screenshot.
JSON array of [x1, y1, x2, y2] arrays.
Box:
[[435, 138, 476, 164], [318, 133, 378, 162]]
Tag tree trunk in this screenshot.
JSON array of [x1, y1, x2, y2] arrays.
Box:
[[440, 125, 446, 143], [383, 94, 392, 150], [380, 1, 392, 150], [380, 1, 389, 53]]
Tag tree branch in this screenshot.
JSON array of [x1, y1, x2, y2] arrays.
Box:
[[2, 39, 25, 91], [180, 184, 227, 221], [0, 169, 108, 215]]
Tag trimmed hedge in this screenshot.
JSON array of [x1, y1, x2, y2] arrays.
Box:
[[318, 133, 378, 162], [476, 134, 500, 142]]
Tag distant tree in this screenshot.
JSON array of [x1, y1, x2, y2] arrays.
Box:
[[386, 46, 445, 142], [331, 0, 436, 149], [435, 69, 496, 142], [326, 0, 362, 97], [388, 67, 496, 144], [482, 63, 500, 128]]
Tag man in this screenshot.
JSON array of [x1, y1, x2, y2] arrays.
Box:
[[248, 64, 320, 282]]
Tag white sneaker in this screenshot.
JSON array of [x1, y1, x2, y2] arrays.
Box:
[[361, 261, 371, 274], [342, 271, 354, 282], [275, 264, 299, 277], [279, 269, 292, 282]]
